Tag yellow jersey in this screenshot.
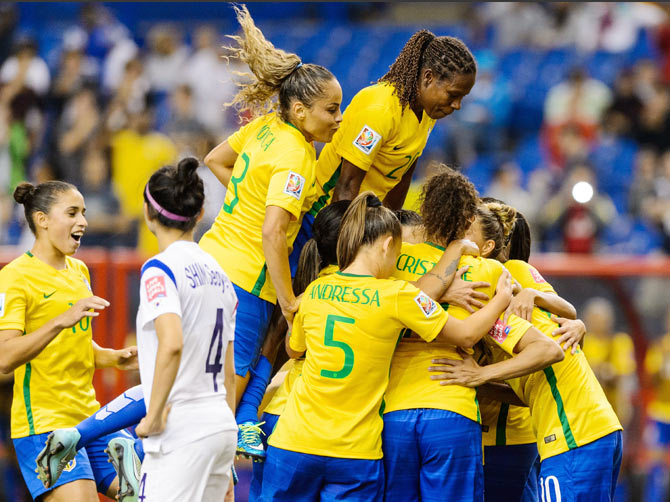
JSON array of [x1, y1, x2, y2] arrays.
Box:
[[262, 265, 338, 417], [502, 306, 621, 460], [645, 334, 670, 423], [110, 129, 177, 257], [269, 271, 449, 459], [385, 243, 532, 424], [583, 332, 636, 417], [0, 252, 100, 438], [479, 259, 554, 447], [311, 83, 436, 214], [200, 113, 317, 303]]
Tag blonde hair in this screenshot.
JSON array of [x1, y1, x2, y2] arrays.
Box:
[[337, 192, 401, 270], [477, 201, 517, 259], [226, 4, 335, 121]]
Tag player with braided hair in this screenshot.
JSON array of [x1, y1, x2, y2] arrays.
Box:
[[307, 28, 476, 222]]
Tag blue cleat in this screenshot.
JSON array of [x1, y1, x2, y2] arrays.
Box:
[[236, 421, 266, 461], [35, 428, 81, 488], [105, 437, 141, 502]]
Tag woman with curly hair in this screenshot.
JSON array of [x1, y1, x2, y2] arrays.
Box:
[[199, 4, 342, 459], [384, 166, 564, 502], [308, 29, 476, 218]]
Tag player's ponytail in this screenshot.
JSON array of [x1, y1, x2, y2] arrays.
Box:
[[13, 180, 76, 234], [144, 157, 205, 232], [507, 211, 531, 262], [380, 29, 476, 111], [475, 202, 517, 261], [227, 4, 336, 121], [293, 200, 351, 294], [420, 163, 478, 246], [337, 192, 401, 270]]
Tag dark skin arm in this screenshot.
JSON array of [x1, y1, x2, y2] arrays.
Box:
[[383, 160, 417, 210], [331, 158, 366, 203], [476, 382, 527, 407]]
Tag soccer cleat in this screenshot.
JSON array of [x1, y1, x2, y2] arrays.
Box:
[[35, 428, 81, 488], [236, 421, 266, 461], [105, 437, 141, 502]]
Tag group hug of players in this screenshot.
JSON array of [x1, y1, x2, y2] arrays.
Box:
[[0, 5, 622, 502]]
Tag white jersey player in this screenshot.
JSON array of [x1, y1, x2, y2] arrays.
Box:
[[134, 158, 237, 502]]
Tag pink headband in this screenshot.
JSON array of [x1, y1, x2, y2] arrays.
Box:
[[145, 186, 190, 222]]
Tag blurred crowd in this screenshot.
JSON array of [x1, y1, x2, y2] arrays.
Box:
[[1, 2, 670, 500]]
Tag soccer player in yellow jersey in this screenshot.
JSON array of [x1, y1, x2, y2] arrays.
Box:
[[462, 203, 578, 502], [435, 205, 623, 502], [384, 169, 563, 502], [0, 181, 137, 501], [198, 5, 342, 458], [262, 192, 514, 502], [312, 30, 476, 213]]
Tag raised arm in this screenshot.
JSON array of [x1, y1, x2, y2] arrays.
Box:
[[414, 239, 478, 301]]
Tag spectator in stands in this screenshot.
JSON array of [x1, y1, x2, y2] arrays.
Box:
[[582, 297, 637, 428], [609, 69, 644, 137], [0, 4, 18, 66], [105, 58, 150, 132], [52, 85, 101, 186], [538, 162, 617, 253], [79, 145, 130, 247], [183, 25, 240, 136], [485, 161, 536, 218], [49, 40, 99, 108], [165, 84, 208, 158], [629, 148, 659, 218], [634, 82, 670, 153], [0, 36, 50, 97], [144, 24, 189, 95], [110, 106, 177, 255]]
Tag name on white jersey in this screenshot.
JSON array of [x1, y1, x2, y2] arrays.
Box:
[[184, 261, 230, 292]]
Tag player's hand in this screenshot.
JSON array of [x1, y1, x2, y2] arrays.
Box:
[[114, 346, 138, 371], [494, 269, 513, 305], [504, 288, 536, 323], [281, 295, 302, 326], [135, 404, 171, 438], [450, 238, 480, 257], [58, 296, 110, 329], [551, 315, 585, 354], [440, 267, 489, 313], [428, 352, 488, 388]]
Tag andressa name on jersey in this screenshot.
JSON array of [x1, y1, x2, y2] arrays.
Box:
[[184, 261, 230, 292], [308, 282, 381, 307]]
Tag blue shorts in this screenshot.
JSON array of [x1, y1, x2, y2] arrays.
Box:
[[249, 412, 280, 501], [13, 429, 127, 500], [232, 283, 274, 377], [262, 445, 384, 502], [383, 408, 483, 502], [288, 212, 315, 276], [650, 419, 670, 446], [539, 431, 622, 502], [484, 443, 539, 502]]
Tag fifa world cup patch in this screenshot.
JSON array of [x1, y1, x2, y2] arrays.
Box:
[[530, 268, 547, 284], [488, 319, 511, 344], [145, 276, 167, 303], [353, 125, 381, 155], [283, 171, 305, 200], [0, 293, 5, 318], [414, 292, 438, 318]]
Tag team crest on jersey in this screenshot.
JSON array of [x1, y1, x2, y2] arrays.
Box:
[[414, 292, 438, 318], [488, 319, 511, 343], [0, 293, 5, 318], [145, 276, 167, 303], [63, 458, 77, 472], [283, 172, 305, 200], [529, 268, 546, 284], [353, 125, 381, 154]]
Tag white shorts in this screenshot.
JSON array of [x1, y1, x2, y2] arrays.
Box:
[[139, 430, 237, 502]]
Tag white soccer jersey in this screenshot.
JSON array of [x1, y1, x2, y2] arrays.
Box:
[[136, 240, 238, 453]]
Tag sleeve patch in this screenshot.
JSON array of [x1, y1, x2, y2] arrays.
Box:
[[488, 319, 511, 344], [353, 125, 382, 155], [283, 171, 305, 200], [145, 276, 167, 303], [414, 292, 438, 318], [529, 268, 546, 284], [0, 293, 5, 318]]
